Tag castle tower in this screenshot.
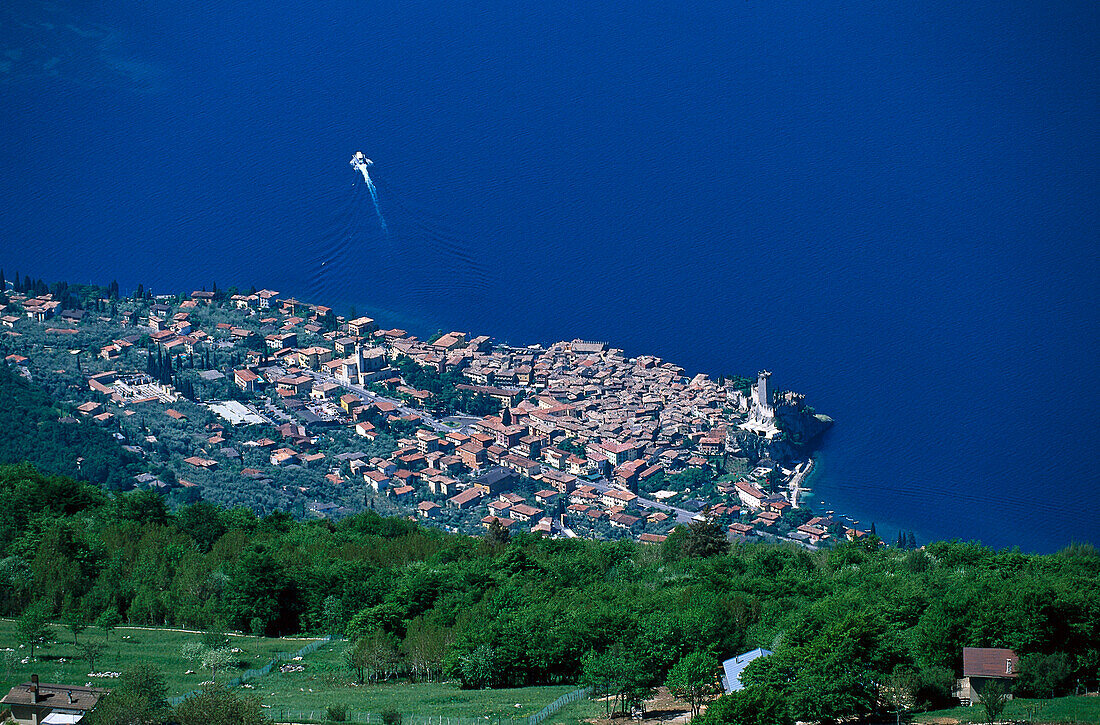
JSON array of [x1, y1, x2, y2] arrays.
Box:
[[753, 371, 772, 408]]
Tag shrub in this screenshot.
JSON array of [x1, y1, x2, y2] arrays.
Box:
[[381, 708, 402, 725], [326, 703, 348, 721]]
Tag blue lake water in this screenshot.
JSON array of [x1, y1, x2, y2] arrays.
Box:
[[2, 0, 1097, 551]]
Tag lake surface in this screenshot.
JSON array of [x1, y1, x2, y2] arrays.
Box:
[[2, 0, 1097, 551]]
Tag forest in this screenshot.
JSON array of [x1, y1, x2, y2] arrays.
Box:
[[1, 460, 1097, 722]]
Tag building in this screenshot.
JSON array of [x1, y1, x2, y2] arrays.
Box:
[[346, 316, 376, 336], [956, 648, 1019, 705], [448, 487, 484, 510], [720, 649, 773, 693], [234, 369, 261, 393], [2, 675, 109, 725], [472, 467, 517, 497], [734, 480, 766, 510], [739, 371, 780, 438], [417, 501, 443, 520]]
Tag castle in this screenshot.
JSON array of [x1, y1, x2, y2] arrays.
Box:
[[739, 371, 781, 439]]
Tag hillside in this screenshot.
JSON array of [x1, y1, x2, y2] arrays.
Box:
[[0, 362, 140, 489], [0, 459, 1098, 723]]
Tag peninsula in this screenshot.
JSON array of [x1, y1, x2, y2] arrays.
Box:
[[0, 275, 849, 547]]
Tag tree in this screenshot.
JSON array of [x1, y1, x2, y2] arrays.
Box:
[[96, 607, 122, 643], [977, 680, 1008, 725], [17, 600, 54, 660], [883, 668, 914, 725], [345, 631, 399, 684], [681, 516, 730, 558], [87, 689, 161, 725], [201, 647, 234, 681], [1015, 652, 1072, 698], [666, 651, 718, 717], [695, 686, 792, 725], [459, 644, 497, 689], [321, 595, 346, 637], [181, 641, 205, 667], [483, 517, 511, 547], [403, 617, 450, 682], [117, 663, 169, 712], [910, 665, 955, 710], [78, 641, 106, 672], [172, 684, 271, 725], [63, 603, 88, 644]]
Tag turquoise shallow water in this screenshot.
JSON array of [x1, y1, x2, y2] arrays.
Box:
[[2, 0, 1097, 550]]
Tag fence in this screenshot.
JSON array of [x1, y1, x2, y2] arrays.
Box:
[[167, 635, 336, 707], [271, 713, 523, 724], [269, 686, 592, 725], [527, 686, 592, 724]]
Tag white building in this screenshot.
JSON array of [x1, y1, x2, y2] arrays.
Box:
[[739, 371, 780, 439]]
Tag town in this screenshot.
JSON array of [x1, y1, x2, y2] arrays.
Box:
[[0, 277, 854, 547]]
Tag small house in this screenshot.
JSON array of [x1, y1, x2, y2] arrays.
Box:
[[956, 648, 1019, 705], [720, 648, 773, 694]]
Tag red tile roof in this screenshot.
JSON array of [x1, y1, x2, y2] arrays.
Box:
[[962, 648, 1019, 679]]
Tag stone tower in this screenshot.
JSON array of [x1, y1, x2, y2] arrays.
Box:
[[752, 371, 772, 409]]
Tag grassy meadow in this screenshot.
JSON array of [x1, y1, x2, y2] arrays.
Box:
[[255, 642, 579, 718], [0, 620, 591, 720], [914, 695, 1100, 725], [0, 618, 322, 698]]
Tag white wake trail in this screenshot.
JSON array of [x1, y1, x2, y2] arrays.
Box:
[[351, 153, 388, 234]]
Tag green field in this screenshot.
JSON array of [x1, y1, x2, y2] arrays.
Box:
[[539, 697, 604, 725], [0, 620, 594, 721], [0, 619, 322, 698], [915, 696, 1100, 724], [254, 642, 580, 718]]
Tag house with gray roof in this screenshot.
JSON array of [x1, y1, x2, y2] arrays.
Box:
[[720, 648, 773, 693]]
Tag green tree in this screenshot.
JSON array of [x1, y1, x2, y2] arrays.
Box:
[[459, 644, 497, 689], [172, 684, 271, 725], [117, 663, 170, 713], [88, 689, 162, 725], [96, 607, 122, 643], [321, 595, 346, 637], [666, 651, 718, 717], [181, 641, 205, 667], [1015, 652, 1072, 698], [78, 641, 106, 672], [17, 600, 55, 660], [910, 665, 956, 710], [977, 680, 1008, 725], [681, 516, 730, 558], [201, 647, 234, 681], [63, 603, 88, 645], [695, 686, 792, 725], [483, 517, 511, 547], [227, 544, 301, 636]]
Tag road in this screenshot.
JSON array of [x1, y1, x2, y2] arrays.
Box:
[[786, 460, 813, 510], [585, 478, 702, 525]]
